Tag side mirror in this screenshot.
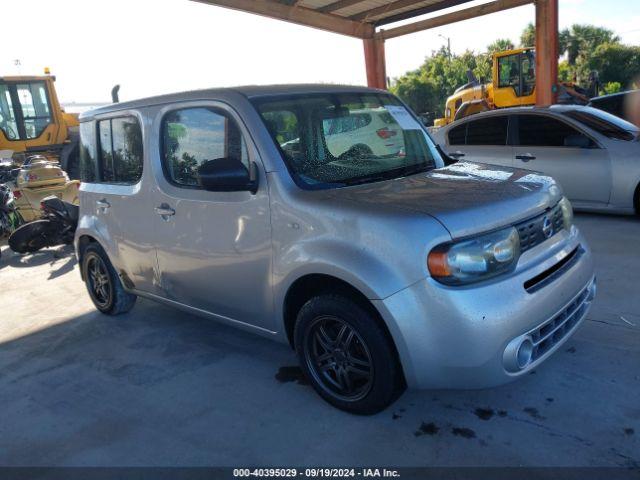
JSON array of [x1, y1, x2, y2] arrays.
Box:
[[564, 134, 592, 148], [197, 158, 258, 194]]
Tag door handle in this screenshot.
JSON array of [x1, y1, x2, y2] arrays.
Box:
[[516, 154, 536, 162], [155, 205, 175, 217], [96, 199, 110, 210], [449, 151, 466, 158]]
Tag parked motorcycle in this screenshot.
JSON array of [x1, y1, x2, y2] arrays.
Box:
[[9, 155, 80, 223], [9, 195, 78, 254], [0, 160, 20, 184], [0, 184, 25, 259]]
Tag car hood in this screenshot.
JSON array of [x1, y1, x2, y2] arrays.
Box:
[[326, 162, 563, 239]]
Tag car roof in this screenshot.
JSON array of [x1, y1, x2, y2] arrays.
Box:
[[443, 104, 607, 128], [79, 84, 387, 120], [590, 89, 639, 102]]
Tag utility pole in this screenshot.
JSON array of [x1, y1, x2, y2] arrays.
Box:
[[438, 34, 451, 58]]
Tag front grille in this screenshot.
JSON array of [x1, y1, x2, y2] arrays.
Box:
[[524, 247, 582, 293], [516, 203, 564, 253], [528, 284, 591, 362]]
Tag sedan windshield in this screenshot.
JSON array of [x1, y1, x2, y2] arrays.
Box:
[[253, 92, 439, 189]]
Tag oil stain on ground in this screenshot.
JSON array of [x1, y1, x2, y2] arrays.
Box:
[[275, 366, 310, 385], [497, 410, 508, 417], [523, 407, 546, 420], [452, 427, 476, 439], [414, 422, 439, 437], [474, 408, 495, 420], [624, 428, 635, 436]]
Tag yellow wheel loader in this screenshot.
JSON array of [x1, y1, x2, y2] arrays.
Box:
[[0, 71, 81, 178], [434, 48, 592, 127]]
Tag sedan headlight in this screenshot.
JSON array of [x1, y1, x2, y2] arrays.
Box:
[[559, 196, 573, 231], [428, 227, 521, 285]]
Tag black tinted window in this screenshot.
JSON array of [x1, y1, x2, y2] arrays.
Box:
[[591, 96, 624, 118], [98, 120, 114, 181], [97, 116, 143, 184], [448, 123, 466, 145], [466, 116, 508, 145], [79, 122, 97, 182], [562, 109, 636, 141], [516, 115, 582, 147], [161, 107, 248, 188]]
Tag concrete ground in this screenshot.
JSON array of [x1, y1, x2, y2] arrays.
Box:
[[0, 213, 638, 467]]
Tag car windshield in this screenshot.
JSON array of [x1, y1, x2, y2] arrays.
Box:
[[253, 92, 439, 189], [562, 108, 638, 141]]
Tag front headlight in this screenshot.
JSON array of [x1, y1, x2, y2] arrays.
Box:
[[428, 227, 521, 285], [559, 196, 573, 231]]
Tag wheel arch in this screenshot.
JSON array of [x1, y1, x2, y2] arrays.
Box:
[[281, 273, 406, 386], [76, 234, 99, 280]]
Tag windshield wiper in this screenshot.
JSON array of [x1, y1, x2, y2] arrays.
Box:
[[341, 163, 432, 186]]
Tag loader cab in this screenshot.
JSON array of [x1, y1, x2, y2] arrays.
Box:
[[0, 76, 73, 161], [493, 49, 536, 108]]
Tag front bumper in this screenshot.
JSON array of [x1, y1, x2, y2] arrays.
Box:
[[373, 226, 596, 389]]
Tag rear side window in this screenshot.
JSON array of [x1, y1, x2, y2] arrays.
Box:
[[562, 109, 636, 141], [516, 115, 582, 147], [591, 96, 624, 118], [448, 123, 466, 145], [466, 116, 508, 145], [97, 116, 143, 184], [161, 107, 248, 188], [79, 122, 97, 182]]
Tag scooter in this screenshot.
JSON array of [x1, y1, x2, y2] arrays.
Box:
[[8, 195, 78, 254]]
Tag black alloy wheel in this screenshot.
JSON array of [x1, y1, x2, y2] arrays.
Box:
[[304, 315, 374, 402], [86, 252, 113, 310]]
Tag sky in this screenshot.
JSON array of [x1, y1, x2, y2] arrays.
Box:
[[2, 0, 639, 104]]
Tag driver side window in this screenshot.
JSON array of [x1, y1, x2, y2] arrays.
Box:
[[161, 107, 249, 188]]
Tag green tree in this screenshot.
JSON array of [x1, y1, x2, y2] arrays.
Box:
[[520, 23, 535, 48], [589, 43, 640, 90], [603, 82, 622, 95], [564, 24, 621, 82], [558, 60, 573, 83], [486, 39, 515, 54]]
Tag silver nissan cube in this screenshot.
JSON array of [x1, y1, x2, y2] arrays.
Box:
[[75, 85, 596, 414]]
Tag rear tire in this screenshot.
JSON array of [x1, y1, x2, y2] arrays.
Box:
[[634, 183, 640, 216], [8, 220, 55, 253], [82, 243, 136, 315], [294, 294, 404, 415]]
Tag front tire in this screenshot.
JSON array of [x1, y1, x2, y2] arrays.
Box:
[[294, 294, 404, 415], [82, 243, 136, 315]]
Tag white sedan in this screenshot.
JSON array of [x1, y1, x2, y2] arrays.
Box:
[[431, 105, 640, 214]]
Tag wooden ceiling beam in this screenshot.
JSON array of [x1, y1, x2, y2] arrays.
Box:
[[349, 0, 424, 22], [378, 0, 533, 39], [192, 0, 373, 38], [373, 0, 474, 25], [317, 0, 368, 14]]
